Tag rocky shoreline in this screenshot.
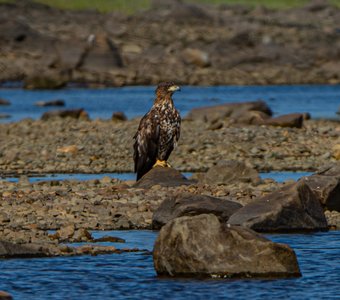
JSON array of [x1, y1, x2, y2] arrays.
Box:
[[1, 1, 340, 87], [1, 117, 340, 176], [1, 98, 340, 261]]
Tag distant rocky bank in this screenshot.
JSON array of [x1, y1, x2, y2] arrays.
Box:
[[1, 0, 340, 87]]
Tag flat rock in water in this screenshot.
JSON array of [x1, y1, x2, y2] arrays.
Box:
[[34, 99, 65, 107], [153, 214, 301, 278], [41, 108, 89, 120], [0, 241, 55, 258], [186, 100, 272, 123], [134, 167, 192, 188], [152, 192, 242, 229], [200, 160, 260, 185], [262, 113, 304, 128], [228, 180, 328, 232]]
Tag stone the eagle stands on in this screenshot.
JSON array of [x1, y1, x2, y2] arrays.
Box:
[[133, 82, 181, 181]]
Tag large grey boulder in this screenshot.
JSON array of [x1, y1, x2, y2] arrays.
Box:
[[303, 175, 340, 211], [152, 192, 242, 229], [153, 214, 301, 278], [228, 180, 328, 232], [134, 167, 193, 188], [186, 100, 272, 123], [200, 160, 260, 185], [302, 164, 340, 211]]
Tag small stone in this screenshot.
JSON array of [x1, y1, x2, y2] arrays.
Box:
[[112, 112, 127, 122], [332, 145, 340, 160], [57, 145, 79, 155]]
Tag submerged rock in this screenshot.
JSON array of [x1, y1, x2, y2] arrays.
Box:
[[34, 99, 65, 107], [0, 241, 56, 258], [152, 192, 242, 229], [228, 180, 328, 232], [153, 214, 301, 278], [134, 167, 193, 188], [0, 98, 11, 105]]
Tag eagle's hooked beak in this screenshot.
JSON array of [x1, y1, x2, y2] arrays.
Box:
[[168, 85, 180, 92]]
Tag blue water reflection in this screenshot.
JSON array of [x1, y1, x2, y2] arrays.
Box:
[[1, 230, 339, 300], [1, 85, 340, 122]]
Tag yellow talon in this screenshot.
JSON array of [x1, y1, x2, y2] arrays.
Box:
[[153, 160, 171, 168]]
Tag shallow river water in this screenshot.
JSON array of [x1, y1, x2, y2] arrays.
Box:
[[1, 84, 340, 122], [1, 230, 340, 300], [0, 172, 339, 299]]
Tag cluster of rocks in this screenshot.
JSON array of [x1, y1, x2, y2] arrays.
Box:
[[1, 100, 340, 279], [145, 163, 340, 278], [1, 158, 340, 277], [1, 0, 340, 86]]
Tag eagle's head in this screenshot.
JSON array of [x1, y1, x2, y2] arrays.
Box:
[[156, 82, 180, 97]]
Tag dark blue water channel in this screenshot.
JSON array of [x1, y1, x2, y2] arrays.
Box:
[[1, 230, 340, 300], [1, 84, 340, 122]]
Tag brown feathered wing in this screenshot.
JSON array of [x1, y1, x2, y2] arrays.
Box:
[[133, 109, 160, 180]]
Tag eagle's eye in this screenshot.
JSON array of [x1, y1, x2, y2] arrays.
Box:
[[167, 85, 180, 92]]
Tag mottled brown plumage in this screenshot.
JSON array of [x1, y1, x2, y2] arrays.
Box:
[[133, 82, 181, 180]]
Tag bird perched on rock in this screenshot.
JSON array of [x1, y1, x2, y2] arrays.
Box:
[[133, 82, 181, 181]]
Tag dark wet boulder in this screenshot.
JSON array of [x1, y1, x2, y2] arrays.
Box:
[[111, 111, 127, 121], [186, 100, 272, 123], [303, 164, 340, 211], [228, 180, 328, 232], [0, 98, 10, 105], [0, 291, 13, 300], [153, 214, 301, 278], [0, 241, 55, 258], [152, 192, 242, 229], [200, 160, 261, 185], [41, 108, 89, 120], [303, 175, 340, 211], [92, 236, 125, 243], [34, 99, 65, 107], [134, 167, 192, 188], [262, 113, 304, 128]]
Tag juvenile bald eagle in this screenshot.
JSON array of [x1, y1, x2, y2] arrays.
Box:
[[133, 82, 181, 180]]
